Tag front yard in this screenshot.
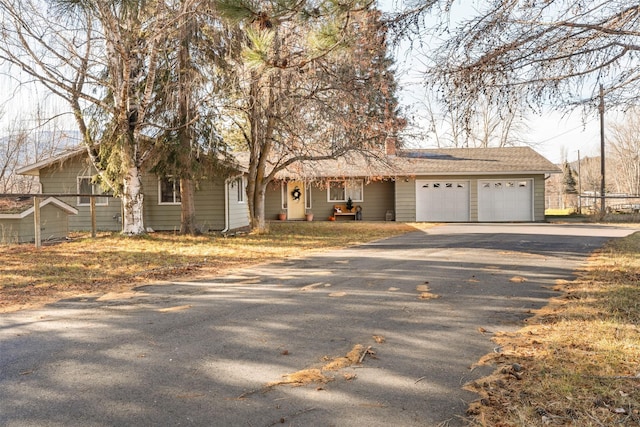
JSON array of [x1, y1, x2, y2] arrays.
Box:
[[0, 221, 418, 312]]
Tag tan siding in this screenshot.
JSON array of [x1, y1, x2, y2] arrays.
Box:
[[264, 181, 285, 220], [0, 205, 71, 243], [39, 156, 122, 231], [38, 153, 235, 232], [533, 175, 546, 221], [142, 174, 180, 231], [0, 220, 20, 244], [199, 179, 227, 231], [394, 178, 416, 222], [227, 178, 251, 230], [359, 180, 394, 220], [469, 180, 479, 222], [143, 175, 228, 231]]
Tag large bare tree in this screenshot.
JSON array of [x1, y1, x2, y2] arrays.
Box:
[[608, 110, 640, 196], [0, 0, 196, 235], [216, 0, 404, 231], [390, 1, 640, 122]]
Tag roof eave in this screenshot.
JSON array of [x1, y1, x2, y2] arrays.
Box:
[[16, 147, 86, 176]]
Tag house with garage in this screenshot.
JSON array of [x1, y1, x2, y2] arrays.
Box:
[[16, 147, 250, 233], [264, 146, 560, 222]]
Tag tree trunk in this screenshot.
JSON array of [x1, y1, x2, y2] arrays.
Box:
[[121, 165, 146, 235], [251, 180, 268, 233], [180, 177, 197, 234]]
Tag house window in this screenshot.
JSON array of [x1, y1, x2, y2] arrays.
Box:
[[305, 185, 312, 210], [234, 177, 245, 203], [77, 177, 108, 206], [159, 177, 181, 205], [327, 180, 363, 202]]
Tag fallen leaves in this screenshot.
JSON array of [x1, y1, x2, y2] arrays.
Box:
[[416, 284, 440, 300], [264, 342, 377, 391]]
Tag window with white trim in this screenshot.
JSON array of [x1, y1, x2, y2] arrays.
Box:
[[77, 177, 108, 206], [159, 177, 181, 205], [327, 180, 363, 202], [234, 177, 245, 203]]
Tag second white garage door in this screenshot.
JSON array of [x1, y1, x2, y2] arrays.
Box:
[[416, 180, 470, 222], [478, 179, 533, 222]]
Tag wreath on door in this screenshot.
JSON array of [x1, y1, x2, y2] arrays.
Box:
[[291, 187, 302, 201]]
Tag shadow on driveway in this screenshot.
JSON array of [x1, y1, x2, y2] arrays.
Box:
[[0, 223, 635, 426]]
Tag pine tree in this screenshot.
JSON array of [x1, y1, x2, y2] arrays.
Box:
[[563, 161, 578, 195]]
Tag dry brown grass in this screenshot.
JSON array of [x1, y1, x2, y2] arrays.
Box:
[[466, 231, 640, 426], [0, 221, 421, 312]]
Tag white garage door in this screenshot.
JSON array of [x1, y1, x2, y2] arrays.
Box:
[[416, 180, 470, 222], [478, 179, 533, 222]]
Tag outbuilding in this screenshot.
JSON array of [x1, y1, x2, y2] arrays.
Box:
[[0, 197, 78, 244]]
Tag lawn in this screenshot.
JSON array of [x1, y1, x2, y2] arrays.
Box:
[[0, 221, 419, 312]]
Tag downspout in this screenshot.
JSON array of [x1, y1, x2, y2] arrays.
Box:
[[221, 177, 230, 234]]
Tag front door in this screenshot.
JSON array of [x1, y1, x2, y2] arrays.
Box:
[[287, 181, 306, 220]]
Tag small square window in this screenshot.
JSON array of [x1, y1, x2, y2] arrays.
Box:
[[159, 178, 181, 204], [518, 181, 528, 187], [445, 183, 453, 188], [483, 183, 490, 188], [457, 183, 465, 188], [77, 177, 108, 206], [494, 182, 503, 189], [433, 183, 440, 188], [506, 182, 515, 188]]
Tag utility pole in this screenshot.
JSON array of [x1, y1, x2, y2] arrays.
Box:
[[599, 84, 606, 216]]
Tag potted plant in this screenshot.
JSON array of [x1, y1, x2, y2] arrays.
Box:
[[305, 210, 314, 221], [346, 197, 354, 212], [278, 211, 287, 221]]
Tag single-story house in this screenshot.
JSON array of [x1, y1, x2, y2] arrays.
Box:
[[17, 145, 559, 231], [16, 147, 250, 233], [0, 196, 78, 244], [264, 146, 561, 223]]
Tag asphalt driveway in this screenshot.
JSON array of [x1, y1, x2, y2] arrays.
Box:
[[0, 223, 635, 427]]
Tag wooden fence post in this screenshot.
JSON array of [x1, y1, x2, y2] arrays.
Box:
[[90, 196, 96, 238], [33, 196, 41, 248]]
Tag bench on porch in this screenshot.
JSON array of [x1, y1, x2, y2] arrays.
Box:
[[332, 204, 361, 220]]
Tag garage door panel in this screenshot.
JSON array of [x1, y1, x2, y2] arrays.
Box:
[[478, 180, 533, 222], [416, 180, 469, 222]]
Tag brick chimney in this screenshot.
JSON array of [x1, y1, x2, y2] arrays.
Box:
[[385, 137, 397, 156]]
